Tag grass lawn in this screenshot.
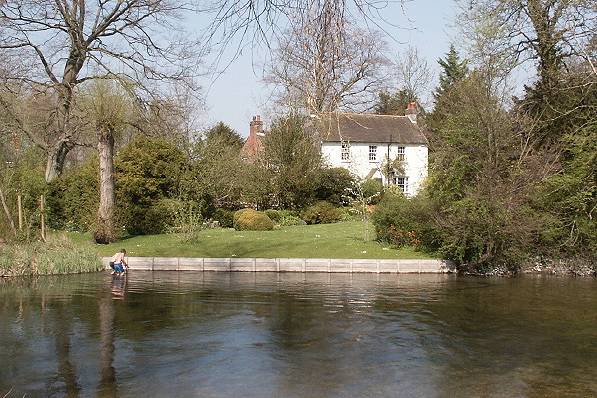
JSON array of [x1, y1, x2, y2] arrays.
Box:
[[68, 221, 435, 259]]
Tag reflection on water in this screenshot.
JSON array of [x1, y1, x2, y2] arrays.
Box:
[[0, 272, 596, 397]]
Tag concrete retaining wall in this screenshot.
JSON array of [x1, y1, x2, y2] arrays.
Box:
[[103, 257, 453, 273]]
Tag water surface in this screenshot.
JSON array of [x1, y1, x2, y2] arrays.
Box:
[[1, 272, 596, 397]]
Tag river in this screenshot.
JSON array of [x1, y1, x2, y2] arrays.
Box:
[[1, 272, 595, 397]]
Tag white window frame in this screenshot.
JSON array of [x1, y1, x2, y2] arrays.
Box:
[[341, 141, 350, 161], [396, 146, 405, 161], [368, 145, 377, 161], [393, 176, 409, 194]]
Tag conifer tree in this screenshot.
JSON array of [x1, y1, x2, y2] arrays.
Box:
[[434, 45, 469, 101]]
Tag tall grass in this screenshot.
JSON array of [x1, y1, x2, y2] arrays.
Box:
[[0, 234, 102, 277]]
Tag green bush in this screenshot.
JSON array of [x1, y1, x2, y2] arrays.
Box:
[[371, 193, 440, 251], [314, 167, 356, 206], [301, 201, 342, 224], [264, 209, 282, 222], [278, 215, 306, 226], [213, 208, 234, 228], [233, 208, 274, 231], [361, 179, 384, 204], [47, 158, 99, 232], [115, 137, 189, 235]]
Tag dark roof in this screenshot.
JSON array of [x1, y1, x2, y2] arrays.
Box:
[[316, 113, 428, 145]]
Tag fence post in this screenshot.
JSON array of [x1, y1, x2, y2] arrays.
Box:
[[40, 195, 46, 242], [17, 194, 23, 231]]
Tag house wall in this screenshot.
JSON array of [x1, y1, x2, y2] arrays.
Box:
[[321, 142, 428, 196]]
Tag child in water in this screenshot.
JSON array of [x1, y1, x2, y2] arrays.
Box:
[[109, 249, 128, 275]]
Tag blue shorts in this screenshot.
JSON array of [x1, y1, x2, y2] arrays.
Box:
[[114, 263, 124, 273]]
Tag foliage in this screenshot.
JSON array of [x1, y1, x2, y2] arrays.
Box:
[[212, 208, 235, 228], [371, 192, 439, 251], [260, 114, 323, 209], [186, 121, 246, 208], [264, 209, 282, 222], [360, 179, 384, 205], [202, 122, 244, 149], [166, 200, 204, 243], [530, 68, 597, 255], [47, 157, 99, 232], [434, 45, 468, 101], [374, 89, 422, 116], [301, 201, 342, 225], [115, 137, 188, 235], [264, 209, 306, 226], [278, 215, 306, 226], [233, 208, 274, 231], [313, 167, 356, 206], [0, 234, 102, 276]]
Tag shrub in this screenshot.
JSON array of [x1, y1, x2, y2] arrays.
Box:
[[278, 215, 306, 226], [264, 209, 282, 222], [233, 208, 274, 231], [361, 179, 384, 204], [115, 137, 188, 235], [301, 201, 342, 224], [371, 193, 440, 251], [314, 167, 356, 206], [212, 208, 234, 228], [47, 157, 99, 232]]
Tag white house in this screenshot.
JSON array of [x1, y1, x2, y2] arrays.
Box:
[[316, 105, 428, 196]]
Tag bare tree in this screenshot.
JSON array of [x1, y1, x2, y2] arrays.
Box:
[[0, 0, 200, 181], [394, 46, 431, 107], [265, 6, 389, 114]]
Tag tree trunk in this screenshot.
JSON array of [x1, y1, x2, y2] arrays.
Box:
[[0, 187, 16, 237], [94, 129, 116, 244], [45, 136, 76, 182]]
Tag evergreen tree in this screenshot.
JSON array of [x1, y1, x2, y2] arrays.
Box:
[[374, 89, 419, 116], [434, 45, 468, 101], [203, 122, 244, 149]]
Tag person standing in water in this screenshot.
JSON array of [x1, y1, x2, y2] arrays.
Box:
[[109, 249, 128, 275]]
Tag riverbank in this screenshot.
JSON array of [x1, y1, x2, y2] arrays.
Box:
[[0, 235, 103, 277], [101, 256, 453, 273]]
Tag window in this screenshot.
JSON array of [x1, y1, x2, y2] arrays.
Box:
[[396, 146, 405, 161], [341, 141, 350, 161], [369, 145, 377, 161], [393, 176, 409, 194]]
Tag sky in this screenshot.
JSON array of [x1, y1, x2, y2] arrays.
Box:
[[190, 0, 459, 137]]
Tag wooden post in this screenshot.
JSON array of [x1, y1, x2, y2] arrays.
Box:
[[17, 194, 23, 231], [40, 194, 46, 242]]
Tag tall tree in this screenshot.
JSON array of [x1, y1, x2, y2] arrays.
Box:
[[260, 114, 322, 208], [0, 0, 199, 181], [461, 0, 596, 100], [265, 8, 388, 114], [80, 81, 134, 243], [434, 45, 469, 100]]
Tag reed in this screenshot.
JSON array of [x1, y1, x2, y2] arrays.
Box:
[[0, 234, 102, 277]]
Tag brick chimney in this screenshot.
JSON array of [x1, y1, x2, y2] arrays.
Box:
[[405, 102, 417, 125], [249, 115, 264, 138], [242, 115, 264, 161]]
